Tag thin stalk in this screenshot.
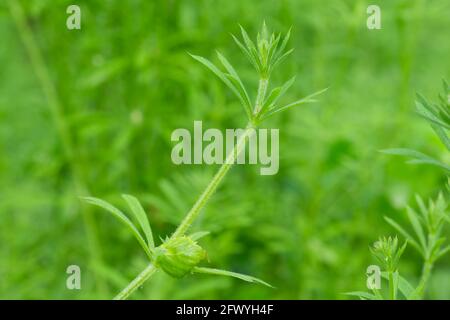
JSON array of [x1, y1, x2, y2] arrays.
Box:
[[116, 124, 255, 299], [416, 260, 433, 298], [114, 264, 158, 300], [172, 123, 255, 238], [416, 232, 437, 298], [118, 78, 269, 299], [8, 1, 106, 293], [173, 75, 269, 238], [114, 124, 254, 300], [118, 124, 255, 298], [388, 271, 396, 300]]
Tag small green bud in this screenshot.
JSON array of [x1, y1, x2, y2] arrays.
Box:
[[370, 236, 407, 272], [153, 236, 206, 278]]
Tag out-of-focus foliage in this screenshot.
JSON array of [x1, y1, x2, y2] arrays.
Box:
[[0, 0, 449, 299], [384, 80, 450, 172]]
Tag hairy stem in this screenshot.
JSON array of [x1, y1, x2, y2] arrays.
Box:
[[172, 123, 255, 238], [118, 77, 269, 299], [254, 78, 269, 114], [115, 125, 254, 299], [114, 264, 158, 300], [173, 75, 269, 237]]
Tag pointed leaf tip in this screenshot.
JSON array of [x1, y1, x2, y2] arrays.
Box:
[[82, 196, 153, 259], [122, 194, 155, 249], [193, 267, 274, 288]]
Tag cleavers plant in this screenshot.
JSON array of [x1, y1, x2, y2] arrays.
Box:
[[82, 22, 327, 300], [349, 81, 450, 300]]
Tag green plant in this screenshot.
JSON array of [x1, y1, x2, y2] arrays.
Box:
[[370, 236, 407, 300], [383, 80, 449, 172], [347, 236, 408, 300], [349, 82, 450, 300], [348, 194, 449, 300], [385, 193, 449, 298], [81, 23, 327, 300], [385, 82, 450, 298]]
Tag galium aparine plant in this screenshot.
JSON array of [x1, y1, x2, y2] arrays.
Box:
[[348, 81, 450, 300], [82, 22, 327, 300]]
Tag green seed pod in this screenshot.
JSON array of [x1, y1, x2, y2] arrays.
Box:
[[153, 236, 206, 278]]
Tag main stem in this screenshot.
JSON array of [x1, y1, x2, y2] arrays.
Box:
[[416, 260, 433, 298], [114, 125, 254, 299], [115, 77, 268, 299], [114, 264, 158, 300], [172, 123, 255, 238]]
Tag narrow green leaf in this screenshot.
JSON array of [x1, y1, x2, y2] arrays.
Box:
[[193, 267, 273, 288], [430, 237, 446, 262], [216, 51, 252, 114], [415, 195, 428, 222], [189, 231, 210, 241], [190, 54, 233, 89], [260, 76, 296, 116], [239, 24, 257, 53], [416, 100, 450, 131], [418, 113, 450, 130], [432, 124, 450, 151], [224, 74, 253, 119], [262, 86, 282, 112], [267, 33, 281, 64], [437, 244, 450, 260], [190, 54, 252, 119], [405, 207, 426, 250], [262, 87, 328, 120], [384, 217, 423, 255], [232, 34, 259, 71], [272, 48, 294, 69], [394, 240, 408, 267], [239, 25, 263, 71], [216, 52, 238, 79], [122, 194, 155, 249], [273, 27, 291, 62], [81, 197, 152, 259], [415, 100, 450, 149], [382, 148, 450, 172]]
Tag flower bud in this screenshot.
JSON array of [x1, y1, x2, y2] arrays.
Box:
[[153, 236, 206, 278]]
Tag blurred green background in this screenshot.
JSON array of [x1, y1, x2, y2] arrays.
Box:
[[0, 0, 449, 299]]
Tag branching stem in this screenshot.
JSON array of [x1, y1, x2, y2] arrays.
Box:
[[416, 260, 433, 298], [172, 123, 255, 238], [116, 77, 269, 299]]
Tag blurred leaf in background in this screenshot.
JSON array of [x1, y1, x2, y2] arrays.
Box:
[[0, 0, 449, 299]]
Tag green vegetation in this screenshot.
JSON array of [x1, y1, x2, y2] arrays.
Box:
[[350, 82, 450, 299], [0, 0, 449, 299], [83, 23, 325, 299]]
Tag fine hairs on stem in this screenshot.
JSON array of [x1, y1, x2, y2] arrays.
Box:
[[82, 22, 328, 300]]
